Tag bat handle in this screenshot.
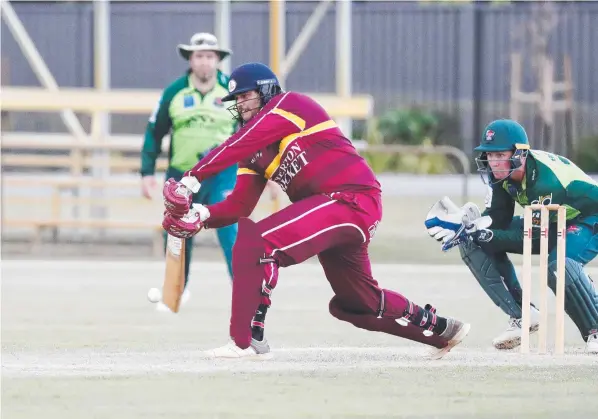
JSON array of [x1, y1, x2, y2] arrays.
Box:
[[166, 233, 184, 256]]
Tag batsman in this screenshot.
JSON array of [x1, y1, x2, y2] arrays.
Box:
[[160, 62, 471, 359], [425, 119, 598, 354]]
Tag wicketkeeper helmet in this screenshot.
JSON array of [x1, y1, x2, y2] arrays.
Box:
[[475, 119, 531, 183]]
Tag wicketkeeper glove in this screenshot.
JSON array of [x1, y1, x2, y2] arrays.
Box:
[[425, 196, 492, 251], [440, 215, 494, 251]]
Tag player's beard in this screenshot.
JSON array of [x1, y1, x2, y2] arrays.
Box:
[[240, 106, 260, 122], [197, 73, 212, 84], [193, 68, 215, 84]]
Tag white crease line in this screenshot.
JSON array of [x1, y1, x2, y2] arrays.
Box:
[[3, 346, 597, 377]]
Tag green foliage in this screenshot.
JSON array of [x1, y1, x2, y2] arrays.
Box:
[[573, 135, 598, 173], [376, 107, 438, 145], [362, 106, 463, 174]]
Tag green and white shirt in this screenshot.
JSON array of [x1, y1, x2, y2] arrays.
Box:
[[484, 149, 598, 241], [140, 70, 236, 175]]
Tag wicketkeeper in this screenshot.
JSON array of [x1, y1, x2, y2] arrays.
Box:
[[161, 62, 471, 359], [425, 119, 598, 353]]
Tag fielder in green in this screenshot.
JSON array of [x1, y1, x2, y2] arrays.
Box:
[[140, 33, 237, 307], [425, 119, 598, 354]]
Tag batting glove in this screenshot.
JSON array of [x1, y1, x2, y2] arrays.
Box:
[[162, 204, 210, 239], [162, 176, 201, 218]]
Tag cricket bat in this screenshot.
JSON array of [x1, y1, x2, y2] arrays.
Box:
[[162, 233, 186, 313]]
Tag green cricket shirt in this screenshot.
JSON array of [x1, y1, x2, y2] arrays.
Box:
[[483, 150, 598, 242], [140, 70, 236, 175]]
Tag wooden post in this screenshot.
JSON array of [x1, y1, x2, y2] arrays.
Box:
[[563, 55, 575, 157], [510, 53, 574, 156], [1, 56, 11, 129], [510, 53, 522, 122], [540, 57, 554, 151], [50, 187, 61, 242]]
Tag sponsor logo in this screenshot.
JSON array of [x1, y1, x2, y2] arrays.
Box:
[[567, 225, 581, 235], [257, 78, 276, 86], [272, 142, 309, 192], [183, 94, 195, 108]]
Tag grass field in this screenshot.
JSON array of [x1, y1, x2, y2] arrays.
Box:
[[2, 260, 597, 418]]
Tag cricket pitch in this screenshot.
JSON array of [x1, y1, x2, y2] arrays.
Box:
[[2, 260, 597, 418]]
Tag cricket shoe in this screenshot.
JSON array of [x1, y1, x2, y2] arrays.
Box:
[[204, 338, 272, 360], [492, 307, 540, 350], [586, 332, 598, 354], [155, 289, 191, 313], [428, 318, 471, 360]]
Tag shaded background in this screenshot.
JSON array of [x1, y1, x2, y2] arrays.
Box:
[[2, 0, 598, 259], [3, 1, 598, 158]]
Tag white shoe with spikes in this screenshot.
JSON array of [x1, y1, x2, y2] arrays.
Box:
[[492, 307, 540, 350]]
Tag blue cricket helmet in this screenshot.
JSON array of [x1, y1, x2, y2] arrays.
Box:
[[222, 62, 282, 102]]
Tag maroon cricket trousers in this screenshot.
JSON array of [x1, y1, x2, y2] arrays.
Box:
[[230, 191, 448, 350]]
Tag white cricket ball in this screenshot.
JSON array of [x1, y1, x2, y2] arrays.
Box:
[[147, 287, 162, 303]]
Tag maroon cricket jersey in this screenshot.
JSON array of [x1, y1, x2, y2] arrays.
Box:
[[185, 91, 381, 228]]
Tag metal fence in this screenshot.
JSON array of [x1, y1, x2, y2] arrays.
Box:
[[2, 1, 598, 155]]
